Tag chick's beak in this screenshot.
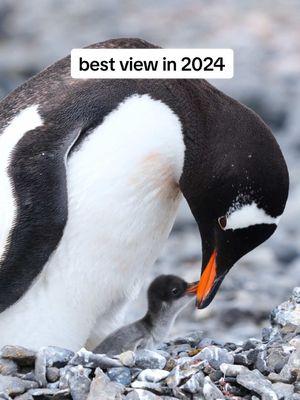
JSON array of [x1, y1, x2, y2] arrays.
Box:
[[186, 281, 199, 296]]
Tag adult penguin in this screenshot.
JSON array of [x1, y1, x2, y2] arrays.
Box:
[[0, 39, 289, 350]]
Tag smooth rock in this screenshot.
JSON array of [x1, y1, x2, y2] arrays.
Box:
[[135, 350, 166, 370], [46, 367, 60, 383], [87, 368, 124, 400], [220, 363, 249, 377], [0, 375, 26, 396], [117, 351, 136, 367], [137, 369, 169, 383], [107, 367, 132, 386]]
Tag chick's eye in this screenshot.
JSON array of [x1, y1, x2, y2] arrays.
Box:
[[218, 215, 227, 230], [172, 287, 179, 295]]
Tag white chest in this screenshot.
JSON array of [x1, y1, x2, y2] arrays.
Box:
[[0, 94, 185, 350]]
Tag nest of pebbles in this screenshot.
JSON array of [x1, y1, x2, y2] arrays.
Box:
[[0, 288, 299, 400]]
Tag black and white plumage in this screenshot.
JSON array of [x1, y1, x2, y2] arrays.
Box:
[[94, 275, 194, 356], [0, 38, 289, 350]]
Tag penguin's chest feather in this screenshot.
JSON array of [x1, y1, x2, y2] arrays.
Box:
[[0, 94, 185, 350]]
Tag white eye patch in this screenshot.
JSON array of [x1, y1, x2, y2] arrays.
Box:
[[223, 202, 281, 231]]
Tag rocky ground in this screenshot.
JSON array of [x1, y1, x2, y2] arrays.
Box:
[[0, 288, 299, 399], [0, 0, 299, 343]]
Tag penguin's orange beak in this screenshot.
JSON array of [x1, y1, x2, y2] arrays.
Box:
[[196, 250, 217, 307]]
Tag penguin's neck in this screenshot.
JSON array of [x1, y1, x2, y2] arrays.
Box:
[[0, 94, 186, 350], [143, 308, 175, 343]]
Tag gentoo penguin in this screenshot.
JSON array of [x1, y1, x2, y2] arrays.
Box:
[[0, 38, 289, 350], [94, 275, 197, 356]]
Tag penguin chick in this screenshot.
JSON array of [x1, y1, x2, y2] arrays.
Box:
[[94, 275, 197, 356]]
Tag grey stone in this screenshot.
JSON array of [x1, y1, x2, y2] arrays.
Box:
[[125, 389, 161, 399], [67, 365, 91, 400], [46, 367, 60, 383], [0, 359, 18, 375], [87, 368, 124, 400], [272, 382, 294, 399], [166, 364, 196, 389], [14, 393, 34, 400], [234, 352, 251, 366], [107, 367, 132, 386], [179, 370, 205, 394], [117, 351, 136, 367], [130, 381, 164, 393], [28, 388, 70, 398], [137, 369, 169, 383], [243, 338, 262, 350], [0, 375, 26, 396], [198, 338, 215, 348], [220, 362, 249, 376], [202, 376, 224, 399], [70, 348, 122, 369], [271, 291, 300, 327], [173, 331, 203, 346], [255, 350, 270, 374], [0, 346, 36, 366], [266, 349, 289, 372], [198, 346, 234, 369], [237, 369, 278, 400], [135, 350, 166, 370]]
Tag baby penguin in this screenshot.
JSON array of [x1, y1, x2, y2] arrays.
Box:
[[94, 274, 197, 356]]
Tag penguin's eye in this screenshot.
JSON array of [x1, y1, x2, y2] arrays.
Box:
[[218, 216, 227, 230], [172, 287, 179, 295]]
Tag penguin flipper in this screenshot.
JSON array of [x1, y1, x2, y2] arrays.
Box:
[[0, 125, 81, 313]]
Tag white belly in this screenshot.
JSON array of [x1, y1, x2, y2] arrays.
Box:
[[0, 95, 185, 350]]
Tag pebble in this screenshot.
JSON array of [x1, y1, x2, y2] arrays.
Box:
[[107, 367, 132, 386], [87, 368, 124, 400], [137, 369, 169, 383], [0, 289, 299, 399], [272, 382, 294, 399], [237, 370, 278, 400], [0, 375, 26, 397], [220, 362, 249, 376], [198, 346, 234, 369], [202, 376, 224, 399], [0, 359, 18, 375], [46, 367, 60, 383], [0, 346, 36, 366], [179, 370, 204, 394], [125, 389, 161, 399], [135, 350, 166, 370], [70, 348, 122, 368], [117, 351, 136, 367], [131, 380, 163, 393], [66, 365, 91, 400]]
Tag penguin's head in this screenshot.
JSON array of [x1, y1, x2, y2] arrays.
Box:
[[147, 275, 196, 314], [179, 96, 289, 309]]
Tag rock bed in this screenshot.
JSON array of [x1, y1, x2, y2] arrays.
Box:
[[0, 288, 299, 400]]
